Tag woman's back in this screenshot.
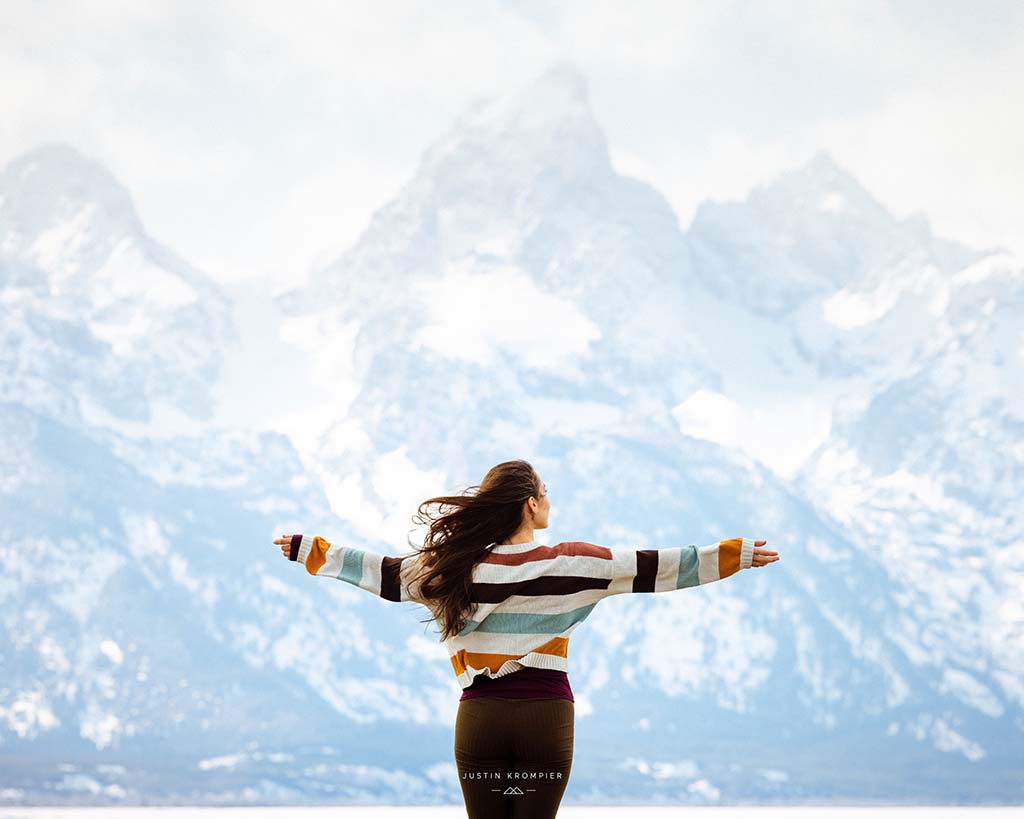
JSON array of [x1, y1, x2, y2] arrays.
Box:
[[422, 536, 757, 691]]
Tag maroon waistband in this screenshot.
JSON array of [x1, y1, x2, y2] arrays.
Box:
[[459, 666, 574, 702]]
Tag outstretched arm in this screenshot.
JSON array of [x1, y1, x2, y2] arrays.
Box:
[[275, 533, 427, 604], [598, 537, 777, 597]]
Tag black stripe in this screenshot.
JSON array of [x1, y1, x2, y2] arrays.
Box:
[[471, 575, 610, 604], [632, 550, 659, 593], [289, 534, 302, 562], [380, 556, 407, 601]]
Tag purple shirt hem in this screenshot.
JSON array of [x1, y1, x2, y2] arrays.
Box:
[[459, 666, 574, 702]]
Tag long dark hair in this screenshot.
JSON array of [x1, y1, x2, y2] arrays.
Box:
[[406, 459, 543, 641]]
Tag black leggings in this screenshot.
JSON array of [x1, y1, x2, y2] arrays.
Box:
[[454, 696, 575, 818]]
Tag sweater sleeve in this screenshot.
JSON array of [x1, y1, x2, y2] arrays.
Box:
[[599, 536, 755, 596], [287, 533, 427, 604]]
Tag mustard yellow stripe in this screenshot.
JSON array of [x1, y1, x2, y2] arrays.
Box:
[[450, 637, 570, 675], [718, 537, 742, 577], [305, 535, 331, 575]]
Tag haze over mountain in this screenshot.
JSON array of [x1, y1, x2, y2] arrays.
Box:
[[2, 64, 1020, 806]]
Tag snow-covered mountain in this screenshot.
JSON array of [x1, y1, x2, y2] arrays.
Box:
[[0, 144, 458, 804], [1, 63, 1021, 807], [794, 249, 1024, 726], [0, 143, 237, 430]]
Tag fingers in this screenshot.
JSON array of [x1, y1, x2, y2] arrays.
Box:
[[751, 545, 780, 568], [275, 535, 294, 559]]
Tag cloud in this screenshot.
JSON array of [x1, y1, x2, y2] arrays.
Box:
[[2, 0, 1021, 286]]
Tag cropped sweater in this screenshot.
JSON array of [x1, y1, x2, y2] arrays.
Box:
[[287, 534, 756, 690]]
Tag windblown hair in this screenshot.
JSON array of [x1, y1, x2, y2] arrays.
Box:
[[406, 459, 543, 641]]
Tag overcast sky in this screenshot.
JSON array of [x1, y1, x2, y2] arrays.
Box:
[[4, 0, 1023, 288]]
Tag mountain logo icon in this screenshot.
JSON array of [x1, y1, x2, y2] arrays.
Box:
[[503, 786, 525, 795]]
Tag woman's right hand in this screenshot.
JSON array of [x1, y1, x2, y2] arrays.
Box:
[[274, 534, 295, 559], [752, 539, 778, 568]]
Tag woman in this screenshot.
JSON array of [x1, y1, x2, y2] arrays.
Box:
[[275, 458, 778, 817]]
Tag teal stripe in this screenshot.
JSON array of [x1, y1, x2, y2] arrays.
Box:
[[338, 548, 365, 586], [459, 603, 599, 636], [676, 545, 700, 589]]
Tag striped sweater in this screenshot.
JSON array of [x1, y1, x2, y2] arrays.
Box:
[[288, 534, 756, 689]]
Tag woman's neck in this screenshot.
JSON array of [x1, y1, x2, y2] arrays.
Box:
[[500, 533, 535, 545]]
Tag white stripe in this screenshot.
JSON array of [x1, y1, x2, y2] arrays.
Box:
[[655, 547, 682, 592], [472, 587, 608, 615], [606, 548, 639, 595], [296, 534, 314, 564], [451, 624, 587, 654], [740, 536, 755, 570], [474, 552, 613, 582], [360, 549, 383, 595], [456, 652, 570, 687], [399, 555, 426, 602], [697, 542, 720, 584]]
